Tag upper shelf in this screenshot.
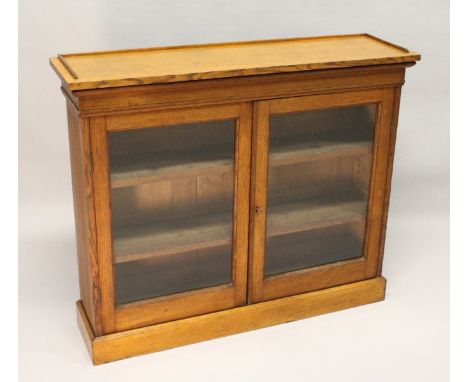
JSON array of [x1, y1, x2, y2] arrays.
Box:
[[50, 34, 420, 91], [110, 128, 373, 188]]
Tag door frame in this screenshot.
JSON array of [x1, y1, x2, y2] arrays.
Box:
[[248, 88, 397, 303], [90, 102, 252, 333]]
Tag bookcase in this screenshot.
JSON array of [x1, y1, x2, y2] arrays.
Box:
[[50, 34, 420, 364]]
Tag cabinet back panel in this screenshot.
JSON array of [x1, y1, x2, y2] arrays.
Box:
[[111, 172, 234, 227], [268, 153, 372, 205]]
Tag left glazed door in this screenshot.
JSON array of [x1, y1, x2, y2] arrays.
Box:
[[90, 103, 252, 333]]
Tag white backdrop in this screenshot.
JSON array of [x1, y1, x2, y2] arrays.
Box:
[[19, 1, 449, 381]]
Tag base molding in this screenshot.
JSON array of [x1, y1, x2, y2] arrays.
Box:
[[77, 276, 386, 364]]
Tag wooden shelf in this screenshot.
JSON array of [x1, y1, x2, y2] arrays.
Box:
[[113, 194, 367, 264], [110, 148, 234, 189], [113, 213, 232, 263], [110, 129, 372, 188], [269, 129, 372, 167]]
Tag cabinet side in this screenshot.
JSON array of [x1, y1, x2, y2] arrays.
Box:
[[377, 85, 403, 275], [66, 99, 102, 336]]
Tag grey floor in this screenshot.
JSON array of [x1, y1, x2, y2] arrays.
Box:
[[19, 176, 449, 381]]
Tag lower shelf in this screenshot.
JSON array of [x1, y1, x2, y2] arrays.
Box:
[[115, 215, 365, 305], [78, 277, 386, 365]]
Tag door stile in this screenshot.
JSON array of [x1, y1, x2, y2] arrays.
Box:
[[90, 115, 116, 334], [232, 102, 253, 305], [248, 101, 270, 303]]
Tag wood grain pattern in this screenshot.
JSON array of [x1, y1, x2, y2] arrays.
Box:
[[110, 102, 251, 332], [232, 102, 252, 305], [106, 103, 240, 131], [77, 298, 95, 357], [78, 277, 386, 364], [262, 259, 367, 301], [269, 88, 384, 113], [115, 285, 236, 331], [66, 101, 102, 335], [50, 34, 419, 91], [56, 36, 419, 363], [362, 87, 396, 278], [377, 87, 402, 275], [248, 101, 270, 303], [70, 64, 410, 116], [248, 88, 394, 303], [90, 117, 116, 334]]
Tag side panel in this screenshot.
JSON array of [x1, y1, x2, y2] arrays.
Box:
[[90, 116, 116, 333], [66, 100, 102, 335], [377, 86, 403, 274]]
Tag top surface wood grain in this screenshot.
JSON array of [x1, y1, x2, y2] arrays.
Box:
[[50, 34, 420, 91]]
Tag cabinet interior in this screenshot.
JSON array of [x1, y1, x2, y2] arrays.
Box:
[[109, 104, 376, 305]]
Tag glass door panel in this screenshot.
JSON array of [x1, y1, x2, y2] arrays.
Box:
[[265, 105, 376, 276], [109, 119, 236, 305]]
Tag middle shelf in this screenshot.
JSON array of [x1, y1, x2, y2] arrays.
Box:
[[113, 193, 367, 264]]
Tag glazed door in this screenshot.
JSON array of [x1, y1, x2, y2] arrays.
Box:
[[91, 103, 251, 333], [249, 88, 395, 302]]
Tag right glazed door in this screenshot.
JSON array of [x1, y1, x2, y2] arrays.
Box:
[[249, 88, 396, 303]]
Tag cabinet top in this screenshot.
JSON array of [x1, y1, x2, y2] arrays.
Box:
[[50, 34, 420, 91]]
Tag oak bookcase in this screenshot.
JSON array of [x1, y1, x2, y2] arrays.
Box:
[[50, 34, 420, 364]]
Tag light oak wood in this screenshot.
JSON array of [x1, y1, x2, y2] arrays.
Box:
[[77, 299, 95, 358], [77, 277, 386, 364], [106, 103, 240, 131], [50, 34, 419, 91], [66, 101, 102, 335], [89, 116, 116, 333], [248, 101, 270, 303], [232, 102, 252, 306], [115, 285, 236, 331], [377, 87, 402, 275], [68, 64, 410, 116], [363, 88, 395, 278], [106, 102, 251, 332], [53, 35, 419, 363], [248, 88, 396, 303]]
